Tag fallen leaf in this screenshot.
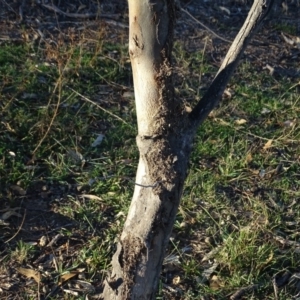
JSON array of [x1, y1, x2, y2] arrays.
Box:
[[263, 251, 274, 266], [261, 107, 271, 114], [77, 4, 86, 12], [215, 118, 230, 126], [172, 275, 180, 285], [250, 169, 260, 175], [259, 169, 266, 178], [241, 92, 249, 97], [223, 88, 233, 98], [116, 211, 125, 218], [219, 6, 230, 15], [91, 134, 105, 147], [210, 275, 224, 290], [264, 64, 274, 75], [62, 288, 78, 296], [10, 185, 26, 195], [18, 268, 41, 283], [202, 246, 221, 262], [80, 194, 103, 201], [246, 153, 252, 163], [59, 271, 78, 285], [282, 1, 288, 13], [263, 139, 273, 151], [235, 118, 247, 125], [73, 279, 94, 292], [39, 236, 47, 247], [283, 120, 295, 127], [26, 241, 38, 246], [185, 105, 192, 113], [201, 262, 219, 283], [281, 32, 295, 45], [2, 122, 16, 132]]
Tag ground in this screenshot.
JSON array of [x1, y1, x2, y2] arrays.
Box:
[[0, 0, 300, 299]]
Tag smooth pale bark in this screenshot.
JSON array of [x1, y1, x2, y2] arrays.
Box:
[[102, 1, 274, 299]]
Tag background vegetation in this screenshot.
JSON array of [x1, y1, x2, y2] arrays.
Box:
[[0, 1, 299, 299]]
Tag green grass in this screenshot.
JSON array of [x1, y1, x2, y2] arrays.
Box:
[[1, 25, 300, 300]]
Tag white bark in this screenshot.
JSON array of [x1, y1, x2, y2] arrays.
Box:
[[102, 1, 275, 299]]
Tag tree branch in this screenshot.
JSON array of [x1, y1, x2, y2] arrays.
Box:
[[189, 0, 275, 131]]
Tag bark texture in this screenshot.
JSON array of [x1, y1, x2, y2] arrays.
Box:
[[102, 1, 190, 299], [102, 1, 275, 299]]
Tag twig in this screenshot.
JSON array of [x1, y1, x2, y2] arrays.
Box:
[[68, 87, 130, 126], [42, 3, 118, 20], [1, 0, 17, 14], [104, 19, 129, 29], [5, 209, 26, 243], [272, 277, 279, 300], [181, 8, 232, 43], [230, 284, 258, 299], [94, 71, 129, 90], [19, 1, 24, 21], [46, 233, 64, 248]]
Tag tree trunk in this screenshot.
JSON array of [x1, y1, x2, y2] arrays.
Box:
[[102, 1, 275, 299]]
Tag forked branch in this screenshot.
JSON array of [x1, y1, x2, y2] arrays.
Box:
[[189, 0, 275, 131]]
